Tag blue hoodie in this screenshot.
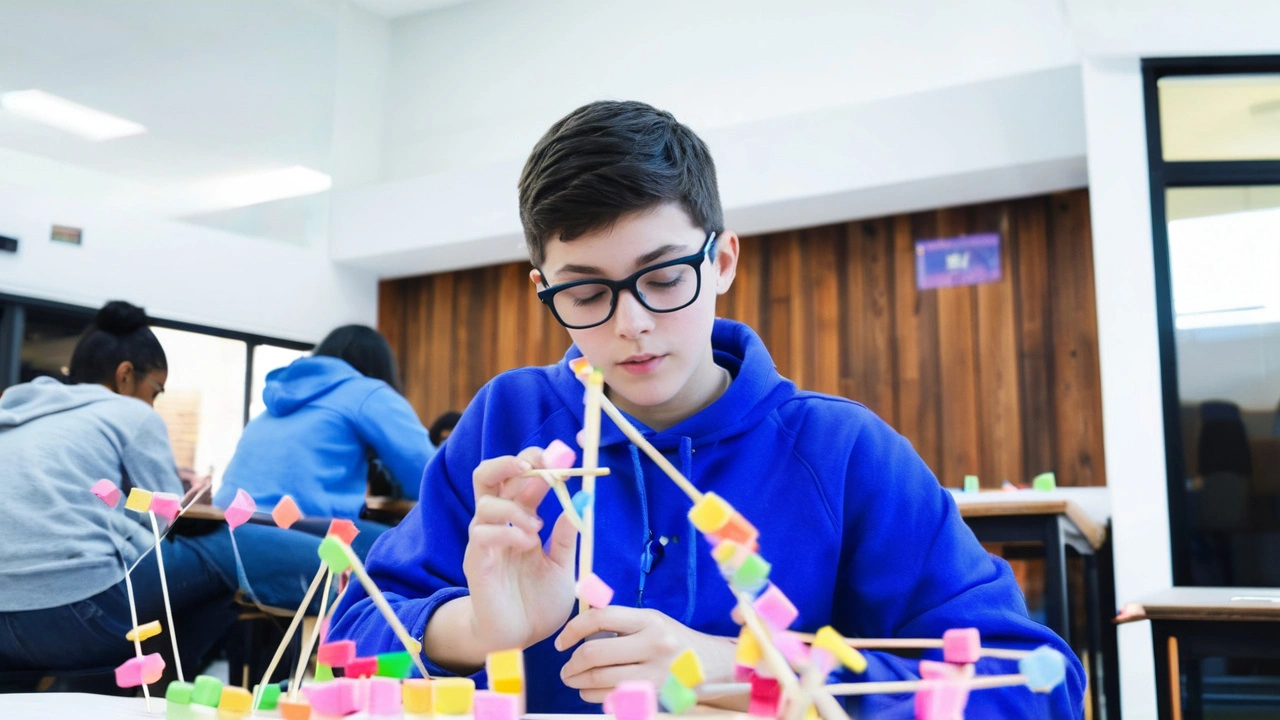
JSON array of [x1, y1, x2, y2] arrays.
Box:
[[329, 320, 1084, 718], [215, 356, 435, 519]]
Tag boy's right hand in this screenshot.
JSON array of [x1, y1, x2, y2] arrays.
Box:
[[463, 447, 580, 653]]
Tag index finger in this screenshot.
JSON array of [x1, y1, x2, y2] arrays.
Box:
[[555, 606, 653, 651]]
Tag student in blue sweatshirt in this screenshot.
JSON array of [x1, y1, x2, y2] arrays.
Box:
[[216, 325, 434, 552], [329, 101, 1085, 719]]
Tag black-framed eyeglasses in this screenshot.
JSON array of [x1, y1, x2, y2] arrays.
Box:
[[537, 232, 718, 330]]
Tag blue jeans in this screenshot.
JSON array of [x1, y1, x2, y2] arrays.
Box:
[[0, 524, 325, 676]]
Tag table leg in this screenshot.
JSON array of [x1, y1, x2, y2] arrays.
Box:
[[1043, 516, 1071, 643], [1084, 552, 1104, 719]]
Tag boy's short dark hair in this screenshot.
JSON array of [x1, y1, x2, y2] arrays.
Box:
[[518, 100, 723, 268]]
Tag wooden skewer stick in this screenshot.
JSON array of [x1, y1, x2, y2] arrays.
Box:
[[335, 541, 431, 679], [147, 511, 184, 683], [578, 371, 603, 615], [788, 632, 1031, 660], [734, 591, 803, 698], [519, 467, 611, 481], [251, 563, 327, 714], [825, 673, 1027, 696], [548, 480, 585, 533], [127, 484, 211, 574], [288, 570, 334, 702], [597, 395, 703, 504], [120, 554, 152, 713]]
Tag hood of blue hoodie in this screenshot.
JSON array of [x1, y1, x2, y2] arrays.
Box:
[[0, 376, 119, 429], [548, 319, 798, 450], [263, 356, 364, 416]]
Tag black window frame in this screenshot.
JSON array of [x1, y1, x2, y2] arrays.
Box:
[[1141, 55, 1280, 586]]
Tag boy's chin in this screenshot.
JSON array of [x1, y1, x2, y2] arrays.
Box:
[[609, 376, 684, 411]]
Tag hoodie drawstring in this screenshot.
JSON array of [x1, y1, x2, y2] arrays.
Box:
[[631, 439, 697, 625], [631, 445, 652, 607]]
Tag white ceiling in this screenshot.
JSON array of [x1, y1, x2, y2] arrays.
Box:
[[349, 0, 475, 18]]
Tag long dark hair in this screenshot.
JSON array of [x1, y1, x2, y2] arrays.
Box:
[[68, 301, 167, 385], [314, 325, 403, 393]]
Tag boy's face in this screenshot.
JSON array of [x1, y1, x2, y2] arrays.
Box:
[[531, 203, 739, 424]]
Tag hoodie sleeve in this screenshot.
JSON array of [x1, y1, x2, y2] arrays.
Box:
[[329, 382, 488, 677], [354, 385, 436, 501], [832, 412, 1085, 720], [121, 410, 184, 496]]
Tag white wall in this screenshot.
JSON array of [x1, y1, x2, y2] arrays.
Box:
[[0, 183, 377, 343]]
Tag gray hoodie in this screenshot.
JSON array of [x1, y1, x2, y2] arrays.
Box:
[[0, 376, 183, 611]]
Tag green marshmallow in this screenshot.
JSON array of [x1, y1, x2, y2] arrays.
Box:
[[253, 683, 281, 710], [963, 475, 980, 493], [190, 675, 223, 708], [1033, 472, 1056, 492], [315, 663, 334, 682], [376, 651, 414, 679], [659, 674, 698, 713], [318, 536, 352, 572], [731, 552, 772, 593], [165, 680, 193, 705]]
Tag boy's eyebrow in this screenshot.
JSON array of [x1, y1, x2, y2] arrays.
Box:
[[554, 244, 689, 278]]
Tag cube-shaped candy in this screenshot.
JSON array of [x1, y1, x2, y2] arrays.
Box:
[[314, 663, 334, 681], [773, 631, 809, 666], [604, 681, 656, 720], [115, 653, 165, 688], [317, 640, 356, 668], [963, 475, 980, 493], [474, 690, 519, 720], [326, 518, 360, 545], [346, 656, 378, 679], [272, 495, 302, 529], [1033, 472, 1057, 492], [919, 659, 963, 680], [219, 686, 253, 714], [733, 664, 756, 682], [571, 490, 592, 519], [569, 357, 593, 376], [542, 439, 577, 470], [736, 626, 762, 666], [486, 648, 524, 695], [224, 489, 256, 529], [301, 682, 345, 717], [253, 683, 282, 710], [1019, 645, 1068, 692], [808, 646, 836, 676], [914, 679, 969, 720], [433, 677, 475, 715], [659, 674, 697, 713], [151, 492, 182, 523], [669, 648, 704, 688], [730, 553, 771, 593], [367, 677, 403, 717], [813, 626, 867, 673], [402, 678, 434, 714], [713, 512, 758, 548], [688, 492, 733, 534], [753, 584, 798, 630], [375, 650, 413, 679], [577, 572, 614, 608], [747, 674, 781, 717], [192, 675, 223, 707], [166, 681, 194, 705], [318, 536, 352, 573], [125, 488, 154, 513], [126, 619, 162, 642], [942, 628, 981, 664], [91, 479, 122, 507], [278, 699, 311, 720]]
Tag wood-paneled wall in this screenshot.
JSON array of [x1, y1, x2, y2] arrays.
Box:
[[378, 189, 1105, 487]]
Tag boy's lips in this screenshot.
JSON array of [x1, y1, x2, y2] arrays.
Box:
[[618, 353, 666, 375]]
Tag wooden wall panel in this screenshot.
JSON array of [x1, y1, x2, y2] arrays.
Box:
[[379, 189, 1106, 487]]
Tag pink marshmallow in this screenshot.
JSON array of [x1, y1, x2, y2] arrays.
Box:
[[316, 640, 356, 668], [114, 653, 165, 688], [942, 628, 982, 664], [367, 677, 401, 717], [919, 659, 964, 680], [576, 572, 614, 608], [809, 647, 836, 676], [543, 439, 577, 470], [603, 680, 657, 720], [304, 679, 360, 716], [150, 492, 181, 523], [474, 690, 519, 720], [773, 631, 809, 666], [914, 679, 969, 720], [748, 674, 781, 717], [753, 584, 799, 630], [224, 489, 257, 529], [91, 479, 122, 508]]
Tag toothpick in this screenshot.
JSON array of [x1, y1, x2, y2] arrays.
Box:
[[825, 672, 1027, 696], [548, 480, 585, 533], [127, 484, 210, 574], [251, 563, 327, 714], [597, 395, 703, 503], [147, 511, 183, 682], [578, 371, 603, 614], [519, 467, 611, 481], [288, 570, 334, 702], [789, 632, 1030, 660], [120, 554, 152, 712], [335, 541, 431, 679]]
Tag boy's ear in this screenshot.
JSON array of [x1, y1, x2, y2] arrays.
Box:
[[529, 268, 545, 288], [713, 231, 740, 295]]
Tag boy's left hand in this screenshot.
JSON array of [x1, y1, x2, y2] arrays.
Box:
[[554, 606, 736, 703]]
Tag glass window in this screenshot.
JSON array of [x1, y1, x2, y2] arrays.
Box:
[[19, 306, 93, 383], [1158, 74, 1280, 161], [151, 327, 247, 491], [250, 344, 311, 420]]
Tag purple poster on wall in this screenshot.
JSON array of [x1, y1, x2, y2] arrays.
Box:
[[915, 232, 1002, 290]]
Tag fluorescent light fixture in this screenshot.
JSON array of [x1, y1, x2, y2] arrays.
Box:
[[1, 89, 146, 141], [200, 166, 333, 208]]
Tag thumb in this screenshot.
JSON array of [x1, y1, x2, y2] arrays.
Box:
[[547, 510, 580, 570]]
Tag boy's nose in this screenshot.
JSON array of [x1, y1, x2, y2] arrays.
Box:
[[612, 289, 655, 339]]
